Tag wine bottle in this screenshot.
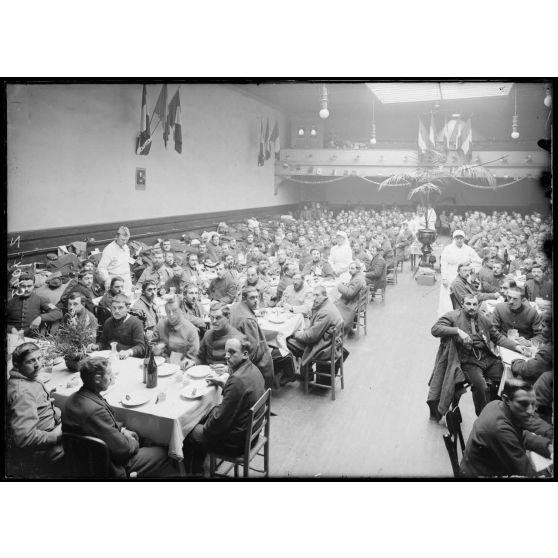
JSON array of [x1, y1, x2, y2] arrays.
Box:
[[146, 347, 158, 388], [142, 344, 151, 384]]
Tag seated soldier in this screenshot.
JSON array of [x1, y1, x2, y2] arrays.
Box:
[[152, 295, 199, 370], [182, 336, 265, 476], [96, 294, 146, 358], [131, 280, 160, 338], [98, 276, 125, 311], [275, 261, 298, 302], [165, 262, 187, 294], [62, 357, 175, 478], [278, 271, 312, 316], [288, 285, 345, 381], [240, 266, 271, 306], [480, 260, 506, 294], [450, 263, 498, 308], [491, 285, 544, 346], [335, 261, 367, 336], [429, 294, 527, 419], [7, 273, 63, 337], [208, 261, 237, 304], [136, 249, 172, 290], [34, 271, 66, 306], [182, 282, 208, 337], [57, 269, 96, 315], [364, 244, 386, 294], [302, 248, 335, 280], [510, 312, 552, 385], [196, 302, 242, 374], [525, 265, 552, 302], [229, 286, 275, 389], [64, 292, 98, 335], [7, 342, 65, 477], [460, 379, 553, 478]]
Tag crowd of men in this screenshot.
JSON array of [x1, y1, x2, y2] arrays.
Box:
[[430, 208, 553, 477], [6, 202, 553, 478]]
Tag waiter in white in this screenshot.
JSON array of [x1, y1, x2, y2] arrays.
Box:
[[437, 229, 481, 315], [328, 230, 353, 276], [97, 226, 134, 294]]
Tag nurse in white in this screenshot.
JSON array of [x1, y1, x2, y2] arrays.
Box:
[[437, 230, 481, 315], [328, 231, 353, 276]]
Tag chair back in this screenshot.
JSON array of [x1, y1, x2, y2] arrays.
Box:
[[327, 322, 344, 362], [449, 291, 461, 310], [443, 406, 465, 478], [358, 285, 369, 311], [62, 432, 111, 478], [244, 388, 271, 458]]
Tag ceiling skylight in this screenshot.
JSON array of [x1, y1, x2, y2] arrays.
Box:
[[366, 82, 513, 103]]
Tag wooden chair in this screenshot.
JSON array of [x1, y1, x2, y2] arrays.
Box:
[[449, 291, 461, 310], [62, 433, 112, 478], [442, 406, 466, 478], [209, 388, 271, 478], [368, 266, 387, 303], [354, 285, 369, 336], [386, 261, 397, 285], [305, 323, 345, 401]]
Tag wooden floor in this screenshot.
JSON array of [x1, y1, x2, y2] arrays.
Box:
[[259, 237, 478, 479]]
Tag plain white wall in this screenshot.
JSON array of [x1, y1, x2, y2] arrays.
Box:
[[7, 83, 298, 232]]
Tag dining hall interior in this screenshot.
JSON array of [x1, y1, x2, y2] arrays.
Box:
[[4, 79, 554, 481]]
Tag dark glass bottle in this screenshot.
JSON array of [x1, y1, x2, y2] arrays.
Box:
[[146, 347, 158, 388], [142, 344, 151, 384]]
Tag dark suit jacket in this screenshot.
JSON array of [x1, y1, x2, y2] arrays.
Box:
[[460, 400, 551, 477], [203, 359, 265, 456], [296, 299, 344, 366], [229, 301, 274, 389], [62, 387, 139, 477]]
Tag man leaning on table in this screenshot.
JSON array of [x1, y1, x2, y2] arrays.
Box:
[[182, 336, 265, 476], [62, 356, 175, 478], [460, 379, 553, 478], [491, 285, 543, 346]]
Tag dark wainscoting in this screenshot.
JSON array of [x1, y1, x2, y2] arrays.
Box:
[[7, 204, 299, 263]]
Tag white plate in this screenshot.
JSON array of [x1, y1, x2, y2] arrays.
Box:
[[180, 384, 210, 399], [158, 363, 179, 377], [120, 391, 153, 407], [187, 365, 212, 379], [267, 315, 287, 324]]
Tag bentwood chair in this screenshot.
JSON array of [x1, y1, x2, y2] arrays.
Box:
[[368, 267, 387, 303], [449, 291, 461, 310], [209, 388, 271, 478], [354, 286, 369, 337], [442, 406, 466, 478], [305, 323, 345, 401], [386, 260, 397, 285], [62, 433, 112, 478]]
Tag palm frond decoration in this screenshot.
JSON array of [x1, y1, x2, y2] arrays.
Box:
[[453, 164, 497, 187], [378, 173, 413, 189], [408, 182, 442, 201]]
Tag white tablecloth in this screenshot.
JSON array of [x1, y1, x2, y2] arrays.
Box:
[[46, 357, 220, 461], [257, 311, 305, 355]]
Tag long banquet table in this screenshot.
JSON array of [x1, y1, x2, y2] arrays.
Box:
[[45, 357, 221, 462]]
